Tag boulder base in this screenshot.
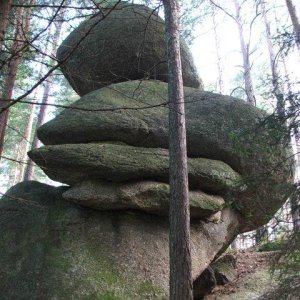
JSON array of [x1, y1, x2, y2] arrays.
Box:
[[0, 181, 240, 299]]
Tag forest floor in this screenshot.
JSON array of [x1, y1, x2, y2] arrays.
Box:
[[204, 250, 279, 300]]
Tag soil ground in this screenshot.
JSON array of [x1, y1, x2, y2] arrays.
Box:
[[204, 250, 279, 300]]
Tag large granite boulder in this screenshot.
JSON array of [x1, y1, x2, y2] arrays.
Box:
[[56, 2, 202, 96], [0, 181, 239, 299], [35, 80, 293, 230]]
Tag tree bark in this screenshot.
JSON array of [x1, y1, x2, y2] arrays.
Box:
[[0, 0, 12, 50], [23, 79, 50, 180], [163, 0, 192, 299], [212, 5, 224, 94], [17, 91, 37, 182], [0, 3, 25, 161], [261, 1, 285, 116], [24, 10, 65, 181], [233, 0, 256, 106], [11, 0, 36, 182], [285, 0, 300, 50]]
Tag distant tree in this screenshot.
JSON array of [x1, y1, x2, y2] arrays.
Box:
[[260, 0, 285, 116], [0, 1, 34, 161], [0, 0, 12, 50], [23, 7, 66, 181], [232, 0, 256, 106], [285, 0, 300, 50], [211, 3, 224, 93], [209, 0, 257, 105]]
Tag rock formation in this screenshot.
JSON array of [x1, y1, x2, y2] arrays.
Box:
[[57, 2, 202, 96], [0, 2, 293, 299]]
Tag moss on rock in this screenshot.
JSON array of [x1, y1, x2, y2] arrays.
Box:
[[0, 181, 240, 299], [57, 2, 201, 96], [62, 180, 225, 218], [28, 142, 241, 193]]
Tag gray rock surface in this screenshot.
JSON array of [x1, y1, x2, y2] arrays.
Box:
[[211, 254, 238, 285], [37, 80, 287, 177], [193, 266, 217, 299], [28, 142, 241, 192], [0, 181, 240, 299], [62, 180, 225, 218], [57, 2, 202, 95], [36, 80, 293, 230]]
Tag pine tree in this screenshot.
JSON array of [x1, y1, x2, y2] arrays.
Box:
[[233, 0, 256, 106], [0, 1, 32, 160], [0, 0, 12, 50], [23, 8, 65, 181], [163, 0, 192, 298]]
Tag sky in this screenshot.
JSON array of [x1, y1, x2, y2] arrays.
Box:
[[188, 0, 300, 110]]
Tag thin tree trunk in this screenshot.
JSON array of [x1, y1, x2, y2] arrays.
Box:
[[285, 0, 300, 50], [0, 0, 33, 162], [23, 79, 50, 180], [261, 1, 285, 116], [0, 0, 12, 50], [212, 5, 224, 94], [12, 0, 36, 182], [233, 0, 256, 106], [24, 11, 65, 181], [234, 0, 258, 242], [17, 91, 37, 182], [163, 0, 192, 299], [0, 4, 24, 161]]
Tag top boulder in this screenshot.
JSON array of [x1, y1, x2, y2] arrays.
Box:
[[56, 2, 202, 96]]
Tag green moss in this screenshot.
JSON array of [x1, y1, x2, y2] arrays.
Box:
[[83, 292, 122, 300], [1, 182, 171, 300], [29, 142, 241, 193], [258, 239, 284, 252], [137, 281, 163, 296]]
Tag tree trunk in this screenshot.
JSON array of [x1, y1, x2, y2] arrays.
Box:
[[163, 0, 192, 299], [24, 10, 65, 181], [23, 78, 51, 180], [212, 5, 224, 94], [0, 4, 25, 161], [285, 0, 300, 50], [233, 0, 256, 106], [17, 92, 37, 182], [0, 0, 12, 50], [11, 1, 36, 182], [261, 1, 285, 116]]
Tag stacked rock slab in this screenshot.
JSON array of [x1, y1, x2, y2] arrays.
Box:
[[0, 2, 293, 299], [34, 80, 292, 230]]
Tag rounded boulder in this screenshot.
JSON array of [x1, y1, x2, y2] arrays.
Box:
[[56, 2, 202, 96]]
